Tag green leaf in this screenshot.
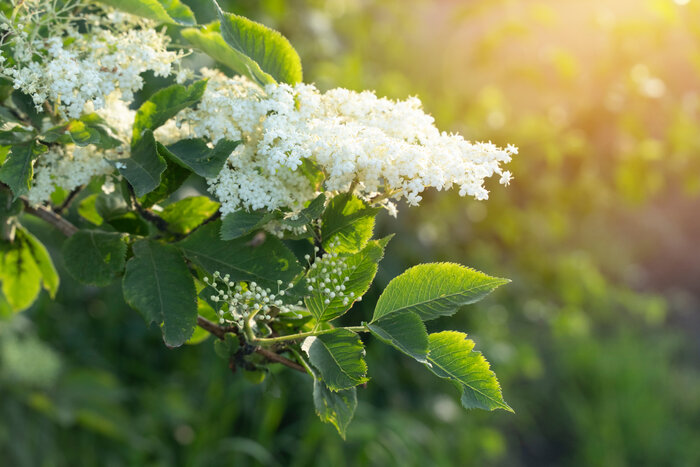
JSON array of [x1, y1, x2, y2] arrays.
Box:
[[280, 193, 326, 228], [43, 115, 121, 149], [165, 138, 239, 179], [0, 125, 34, 145], [122, 239, 198, 347], [367, 310, 428, 363], [115, 129, 166, 198], [77, 194, 103, 225], [306, 237, 390, 323], [372, 263, 509, 322], [181, 23, 251, 77], [11, 91, 43, 128], [178, 220, 302, 289], [20, 228, 59, 298], [106, 212, 150, 236], [0, 186, 22, 221], [132, 81, 207, 143], [321, 193, 380, 254], [62, 231, 127, 286], [204, 1, 302, 85], [426, 331, 512, 412], [0, 107, 21, 124], [220, 209, 279, 240], [94, 192, 128, 220], [160, 196, 220, 234], [302, 329, 369, 391], [313, 379, 357, 439], [139, 145, 192, 208], [96, 0, 196, 25], [70, 114, 122, 149], [0, 236, 42, 312], [0, 141, 47, 199]]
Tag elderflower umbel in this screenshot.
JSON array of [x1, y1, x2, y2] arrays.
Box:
[[1, 2, 182, 119], [28, 93, 133, 204], [179, 69, 516, 216]]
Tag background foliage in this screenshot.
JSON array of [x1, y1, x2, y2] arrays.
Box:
[[2, 0, 700, 465]]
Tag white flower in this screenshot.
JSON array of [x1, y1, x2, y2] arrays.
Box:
[[179, 70, 516, 215]]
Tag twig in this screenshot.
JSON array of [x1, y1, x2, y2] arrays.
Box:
[[126, 184, 170, 232], [22, 199, 78, 237], [54, 186, 81, 214], [255, 347, 307, 373], [196, 316, 307, 374]]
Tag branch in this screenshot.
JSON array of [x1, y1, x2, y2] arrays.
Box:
[[22, 199, 78, 237], [196, 316, 307, 374], [54, 186, 82, 214]]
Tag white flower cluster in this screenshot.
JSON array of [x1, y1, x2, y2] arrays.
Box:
[[28, 93, 133, 204], [204, 271, 304, 328], [180, 69, 516, 215], [28, 145, 113, 204], [304, 245, 356, 307], [1, 2, 181, 119]]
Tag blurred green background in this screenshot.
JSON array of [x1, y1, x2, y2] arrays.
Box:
[[2, 0, 700, 465]]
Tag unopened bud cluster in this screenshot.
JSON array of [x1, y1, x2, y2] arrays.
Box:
[[204, 271, 302, 328], [304, 244, 357, 307]]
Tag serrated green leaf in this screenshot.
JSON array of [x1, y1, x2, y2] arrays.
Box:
[[372, 263, 509, 322], [321, 194, 380, 254], [0, 141, 47, 199], [115, 129, 166, 198], [302, 329, 369, 391], [139, 144, 192, 208], [426, 331, 512, 412], [160, 196, 219, 234], [178, 220, 302, 289], [0, 237, 42, 312], [280, 193, 326, 228], [96, 0, 195, 25], [207, 1, 303, 85], [62, 230, 127, 286], [220, 209, 279, 240], [306, 237, 390, 322], [367, 310, 428, 363], [164, 138, 239, 179], [123, 239, 197, 347], [132, 81, 207, 143], [20, 228, 59, 298], [313, 379, 357, 439]]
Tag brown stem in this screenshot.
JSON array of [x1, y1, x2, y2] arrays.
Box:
[[126, 183, 170, 233], [196, 316, 307, 374], [22, 199, 78, 237], [54, 186, 82, 214]]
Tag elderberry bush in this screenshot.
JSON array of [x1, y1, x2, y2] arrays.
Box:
[[0, 0, 515, 436]]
